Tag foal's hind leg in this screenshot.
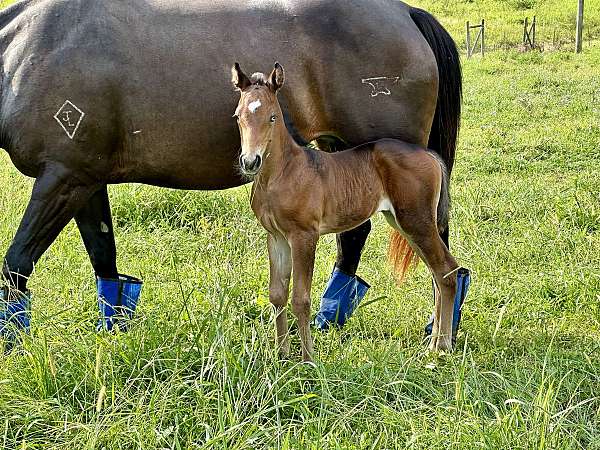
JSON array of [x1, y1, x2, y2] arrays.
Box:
[[3, 165, 100, 292], [74, 186, 118, 279], [396, 217, 458, 352], [267, 233, 292, 356]]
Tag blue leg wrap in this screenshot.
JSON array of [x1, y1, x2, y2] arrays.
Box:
[[0, 287, 31, 350], [314, 268, 370, 330], [425, 267, 470, 343], [97, 274, 143, 332]]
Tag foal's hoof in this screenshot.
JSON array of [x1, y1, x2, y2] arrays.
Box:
[[302, 359, 317, 369], [428, 335, 453, 353]]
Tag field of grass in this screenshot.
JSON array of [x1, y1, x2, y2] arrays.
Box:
[[1, 1, 599, 449], [411, 0, 600, 50]]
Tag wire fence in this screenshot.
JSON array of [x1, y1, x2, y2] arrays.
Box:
[[458, 16, 598, 57]]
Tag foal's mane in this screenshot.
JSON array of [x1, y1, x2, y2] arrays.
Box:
[[250, 72, 268, 85]]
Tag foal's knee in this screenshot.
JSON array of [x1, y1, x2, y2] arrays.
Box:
[[269, 278, 290, 309], [291, 295, 311, 318], [270, 290, 287, 309]]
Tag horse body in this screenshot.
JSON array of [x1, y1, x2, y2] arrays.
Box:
[[233, 64, 458, 359], [1, 0, 436, 189], [0, 0, 462, 343]]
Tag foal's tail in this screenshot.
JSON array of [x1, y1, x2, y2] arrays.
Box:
[[388, 154, 450, 282]]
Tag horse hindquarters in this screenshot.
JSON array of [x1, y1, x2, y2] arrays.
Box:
[[384, 151, 458, 351]]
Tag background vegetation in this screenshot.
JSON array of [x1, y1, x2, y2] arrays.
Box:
[[0, 0, 599, 448]]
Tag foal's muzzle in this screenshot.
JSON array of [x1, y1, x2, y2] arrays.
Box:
[[239, 154, 262, 175]]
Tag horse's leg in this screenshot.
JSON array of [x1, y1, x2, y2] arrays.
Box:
[[74, 186, 118, 279], [313, 137, 371, 330], [267, 233, 292, 356], [3, 166, 100, 289], [74, 186, 143, 331], [322, 137, 372, 276], [1, 165, 99, 342], [335, 221, 372, 276], [397, 218, 458, 351], [289, 232, 318, 362]]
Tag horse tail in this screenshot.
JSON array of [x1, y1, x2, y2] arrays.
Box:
[[409, 7, 462, 175], [410, 7, 461, 248], [431, 152, 451, 234], [388, 230, 418, 283]]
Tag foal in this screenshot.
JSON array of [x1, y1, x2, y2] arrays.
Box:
[[232, 62, 459, 361]]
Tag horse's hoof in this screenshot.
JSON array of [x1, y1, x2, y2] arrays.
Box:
[[428, 336, 453, 353]]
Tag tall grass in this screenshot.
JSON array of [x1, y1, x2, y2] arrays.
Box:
[[0, 1, 599, 448]]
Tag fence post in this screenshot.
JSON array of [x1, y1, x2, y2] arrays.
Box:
[[481, 19, 485, 57], [576, 0, 584, 53], [532, 16, 536, 47], [466, 21, 471, 58]]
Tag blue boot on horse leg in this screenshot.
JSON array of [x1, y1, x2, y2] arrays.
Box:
[[96, 275, 143, 331], [425, 267, 470, 345], [0, 285, 32, 351], [75, 187, 143, 332], [314, 221, 371, 330]]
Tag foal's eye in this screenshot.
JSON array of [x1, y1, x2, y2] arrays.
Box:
[[270, 114, 277, 123]]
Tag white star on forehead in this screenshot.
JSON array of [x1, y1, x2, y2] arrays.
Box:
[[248, 99, 262, 113]]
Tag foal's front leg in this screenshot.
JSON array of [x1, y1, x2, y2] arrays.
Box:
[[289, 232, 318, 362], [267, 233, 292, 356]]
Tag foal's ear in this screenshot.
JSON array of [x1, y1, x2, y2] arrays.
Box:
[[232, 62, 251, 91], [268, 62, 285, 92]]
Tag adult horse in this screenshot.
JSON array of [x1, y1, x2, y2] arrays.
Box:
[[0, 0, 462, 343]]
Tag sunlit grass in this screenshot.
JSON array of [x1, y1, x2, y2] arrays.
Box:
[[0, 1, 599, 448]]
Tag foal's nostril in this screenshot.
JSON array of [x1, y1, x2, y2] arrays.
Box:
[[252, 155, 262, 170], [240, 154, 262, 173]]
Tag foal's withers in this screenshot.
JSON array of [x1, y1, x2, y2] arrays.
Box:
[[232, 62, 459, 361]]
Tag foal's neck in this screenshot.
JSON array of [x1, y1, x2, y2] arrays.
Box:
[[257, 118, 303, 184]]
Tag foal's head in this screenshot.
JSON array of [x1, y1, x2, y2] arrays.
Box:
[[232, 62, 285, 176]]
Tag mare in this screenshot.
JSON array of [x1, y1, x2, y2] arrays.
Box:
[[232, 63, 459, 361], [0, 0, 460, 337]]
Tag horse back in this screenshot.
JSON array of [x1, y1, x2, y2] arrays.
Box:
[[0, 0, 439, 188]]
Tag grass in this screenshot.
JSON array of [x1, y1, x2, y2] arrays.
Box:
[[1, 1, 600, 449], [410, 0, 600, 50]]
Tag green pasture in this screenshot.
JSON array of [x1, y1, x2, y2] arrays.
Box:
[[0, 1, 599, 448], [411, 0, 600, 49]]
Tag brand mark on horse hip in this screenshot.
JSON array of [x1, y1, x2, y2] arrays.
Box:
[[361, 77, 401, 97], [54, 100, 85, 139]]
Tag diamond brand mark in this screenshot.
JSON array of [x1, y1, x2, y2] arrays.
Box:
[[54, 100, 85, 139]]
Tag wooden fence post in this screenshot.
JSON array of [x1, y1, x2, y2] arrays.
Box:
[[576, 0, 584, 53], [481, 19, 485, 56], [466, 21, 471, 58]]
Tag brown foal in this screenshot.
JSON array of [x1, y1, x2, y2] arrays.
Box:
[[232, 62, 459, 361]]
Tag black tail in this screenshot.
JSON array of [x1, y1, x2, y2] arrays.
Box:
[[409, 7, 462, 175], [410, 7, 462, 247]]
